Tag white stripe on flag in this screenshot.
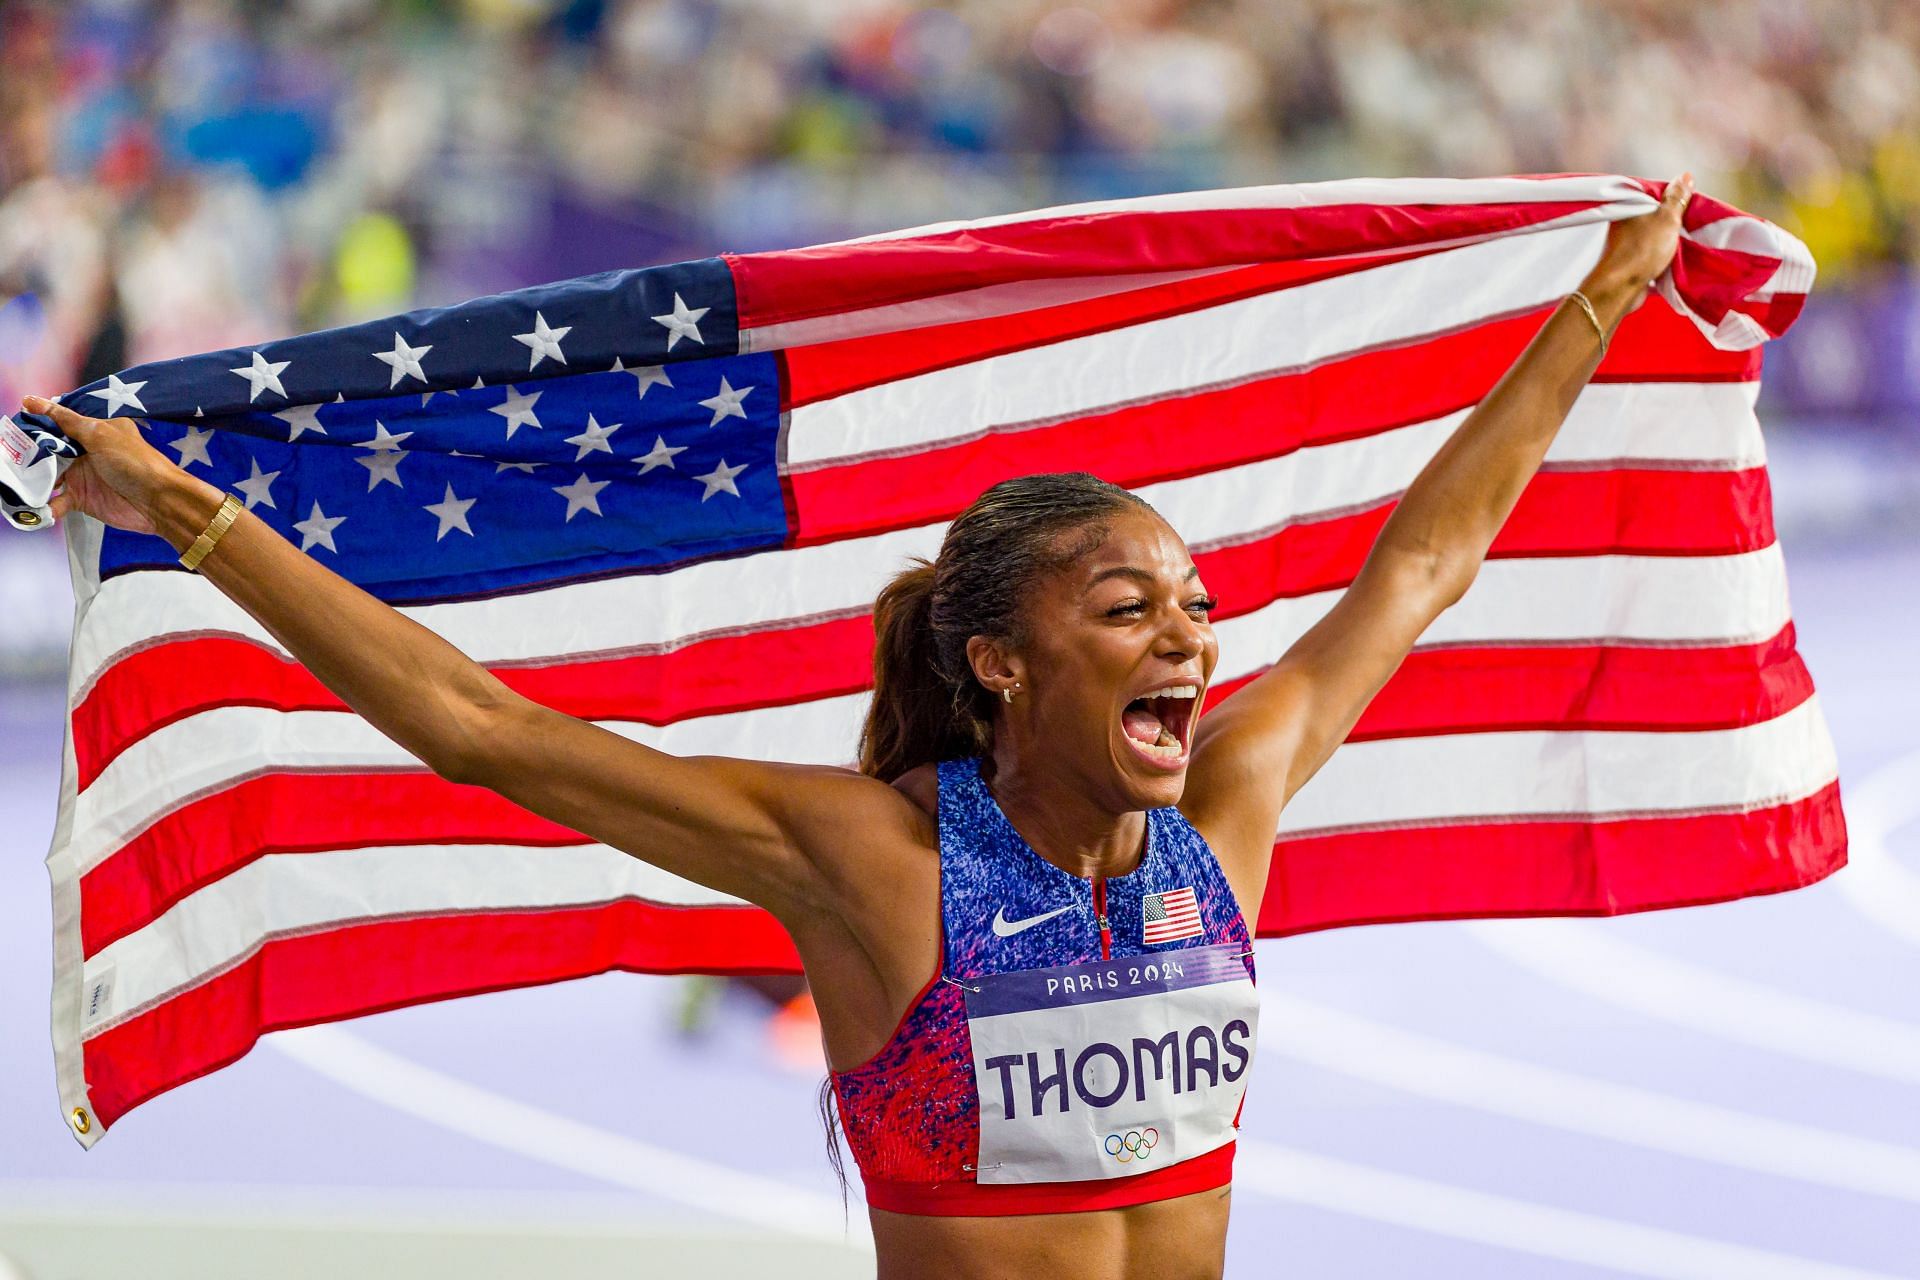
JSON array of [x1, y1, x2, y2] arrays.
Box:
[[1278, 693, 1837, 838]]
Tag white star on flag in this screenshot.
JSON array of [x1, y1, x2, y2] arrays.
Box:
[[293, 501, 346, 553], [273, 403, 327, 440], [514, 312, 572, 369], [552, 472, 611, 522], [357, 450, 407, 492], [651, 293, 709, 350], [611, 357, 672, 398], [693, 457, 748, 502], [168, 426, 216, 469], [489, 388, 543, 439], [494, 460, 544, 475], [230, 351, 291, 402], [233, 457, 281, 510], [564, 414, 620, 461], [698, 377, 753, 427], [634, 435, 686, 475], [373, 332, 433, 388], [88, 374, 147, 416], [423, 484, 478, 541], [359, 421, 413, 452]]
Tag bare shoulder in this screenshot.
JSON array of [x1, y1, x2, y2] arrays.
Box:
[[890, 759, 940, 822]]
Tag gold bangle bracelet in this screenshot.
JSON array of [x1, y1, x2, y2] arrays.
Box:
[[179, 493, 244, 572], [1567, 289, 1608, 358]]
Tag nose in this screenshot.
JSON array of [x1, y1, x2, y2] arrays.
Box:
[[1155, 600, 1209, 662]]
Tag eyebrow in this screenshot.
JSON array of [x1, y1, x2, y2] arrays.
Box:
[[1085, 565, 1201, 591]]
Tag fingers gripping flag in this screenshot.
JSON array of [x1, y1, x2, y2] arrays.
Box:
[[28, 174, 1842, 1145]]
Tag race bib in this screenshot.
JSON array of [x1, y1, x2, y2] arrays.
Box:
[[962, 942, 1258, 1184]]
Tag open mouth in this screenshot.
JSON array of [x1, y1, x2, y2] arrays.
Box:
[[1119, 683, 1199, 768]]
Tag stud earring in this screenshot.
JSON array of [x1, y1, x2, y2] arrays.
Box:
[[1002, 682, 1021, 704]]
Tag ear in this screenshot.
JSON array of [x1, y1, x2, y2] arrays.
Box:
[[965, 634, 1024, 701]]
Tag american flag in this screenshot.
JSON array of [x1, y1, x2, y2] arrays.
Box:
[[30, 174, 1844, 1146], [1142, 888, 1206, 946]]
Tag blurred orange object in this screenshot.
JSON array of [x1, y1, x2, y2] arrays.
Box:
[[768, 990, 825, 1074]]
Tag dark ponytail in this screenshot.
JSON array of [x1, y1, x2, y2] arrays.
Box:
[[857, 472, 1155, 782]]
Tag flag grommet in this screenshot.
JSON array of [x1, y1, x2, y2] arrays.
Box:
[[14, 510, 39, 527], [68, 1107, 91, 1135]]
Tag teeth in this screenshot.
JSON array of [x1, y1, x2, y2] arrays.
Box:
[[1133, 734, 1185, 760], [1140, 685, 1198, 700]]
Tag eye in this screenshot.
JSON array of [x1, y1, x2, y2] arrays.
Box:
[[1106, 595, 1215, 619]]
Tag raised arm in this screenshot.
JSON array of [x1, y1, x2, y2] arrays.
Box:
[[29, 396, 909, 926], [1183, 174, 1696, 885]]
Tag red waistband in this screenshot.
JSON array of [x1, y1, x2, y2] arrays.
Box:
[[862, 1141, 1236, 1217]]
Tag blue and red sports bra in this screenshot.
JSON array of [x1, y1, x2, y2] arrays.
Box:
[[832, 755, 1259, 1216]]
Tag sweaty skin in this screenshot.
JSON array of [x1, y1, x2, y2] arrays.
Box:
[[30, 176, 1691, 1280]]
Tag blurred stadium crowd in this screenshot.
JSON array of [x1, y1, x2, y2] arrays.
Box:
[[1, 0, 1916, 413]]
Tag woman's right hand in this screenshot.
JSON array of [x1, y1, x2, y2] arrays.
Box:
[[22, 395, 182, 536]]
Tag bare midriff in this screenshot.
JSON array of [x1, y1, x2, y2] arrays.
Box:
[[867, 1182, 1233, 1280]]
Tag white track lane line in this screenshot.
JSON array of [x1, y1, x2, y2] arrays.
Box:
[[1266, 991, 1920, 1203], [1463, 917, 1920, 1085], [1832, 748, 1920, 949], [267, 1025, 872, 1251], [1234, 1141, 1906, 1280], [272, 1023, 1897, 1276]]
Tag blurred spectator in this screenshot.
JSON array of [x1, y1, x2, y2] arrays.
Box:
[[0, 0, 1914, 400]]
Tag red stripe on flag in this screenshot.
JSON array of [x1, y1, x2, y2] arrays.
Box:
[[785, 300, 1762, 546], [1209, 622, 1813, 744], [1193, 467, 1777, 613], [1259, 779, 1847, 938], [1671, 238, 1792, 329], [69, 463, 1776, 793], [80, 898, 800, 1131], [79, 772, 581, 958], [76, 625, 1811, 960], [72, 614, 875, 792], [726, 199, 1608, 329]]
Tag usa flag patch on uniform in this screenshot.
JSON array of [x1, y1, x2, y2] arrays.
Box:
[[1142, 887, 1204, 945]]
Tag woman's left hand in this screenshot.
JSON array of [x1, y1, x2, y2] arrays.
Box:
[[1585, 171, 1695, 316]]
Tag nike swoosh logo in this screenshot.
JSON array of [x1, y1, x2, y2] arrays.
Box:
[[991, 905, 1073, 938]]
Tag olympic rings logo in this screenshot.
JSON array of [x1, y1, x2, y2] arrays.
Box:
[[1103, 1128, 1160, 1163]]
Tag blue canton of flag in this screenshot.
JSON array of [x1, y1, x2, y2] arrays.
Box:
[[77, 258, 783, 602]]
